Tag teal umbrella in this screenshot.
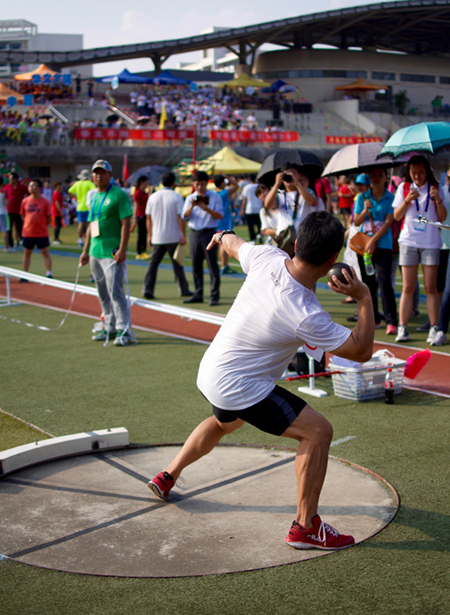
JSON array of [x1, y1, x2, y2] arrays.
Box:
[[379, 121, 450, 158]]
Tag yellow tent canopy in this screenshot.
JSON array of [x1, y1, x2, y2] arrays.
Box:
[[335, 77, 388, 91], [14, 64, 57, 81], [216, 73, 271, 89], [178, 146, 262, 177], [0, 83, 24, 103]]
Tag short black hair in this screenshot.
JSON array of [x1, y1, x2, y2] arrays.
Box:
[[162, 171, 176, 187], [193, 170, 208, 183], [135, 175, 148, 188], [0, 177, 3, 186], [405, 155, 438, 185], [295, 211, 345, 265], [9, 171, 19, 180], [249, 173, 257, 182], [30, 178, 43, 189], [214, 174, 225, 188]]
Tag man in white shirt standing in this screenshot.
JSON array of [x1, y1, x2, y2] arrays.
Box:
[[142, 172, 192, 300], [148, 211, 375, 551], [182, 171, 224, 306]]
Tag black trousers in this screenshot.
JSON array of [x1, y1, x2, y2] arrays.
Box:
[[136, 216, 147, 255], [357, 248, 397, 326], [54, 216, 62, 241], [246, 213, 261, 241], [189, 228, 220, 301], [143, 242, 190, 296], [8, 213, 23, 246]]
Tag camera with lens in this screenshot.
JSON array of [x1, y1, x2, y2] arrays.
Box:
[[282, 172, 293, 182]]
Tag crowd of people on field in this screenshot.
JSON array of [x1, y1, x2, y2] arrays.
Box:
[[3, 154, 450, 347]]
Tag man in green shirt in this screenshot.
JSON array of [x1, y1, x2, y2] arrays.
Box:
[[79, 160, 136, 346], [69, 169, 95, 247]]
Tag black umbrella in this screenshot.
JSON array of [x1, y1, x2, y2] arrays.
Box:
[[137, 116, 151, 125], [128, 165, 167, 187], [256, 149, 324, 187], [106, 113, 119, 123]]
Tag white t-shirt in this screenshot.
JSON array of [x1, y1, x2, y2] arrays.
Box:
[[241, 183, 262, 214], [259, 208, 279, 231], [145, 188, 184, 245], [392, 181, 445, 249], [277, 189, 325, 230], [197, 244, 351, 410], [440, 183, 450, 250]]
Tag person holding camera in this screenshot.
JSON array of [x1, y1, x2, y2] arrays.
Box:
[[264, 163, 324, 235], [182, 171, 224, 306]]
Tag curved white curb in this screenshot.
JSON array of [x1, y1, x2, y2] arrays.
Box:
[[0, 428, 129, 478]]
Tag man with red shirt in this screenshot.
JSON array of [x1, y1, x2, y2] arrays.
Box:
[[4, 172, 28, 248], [20, 179, 53, 280]]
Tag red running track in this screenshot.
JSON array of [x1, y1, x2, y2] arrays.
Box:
[[3, 278, 450, 397]]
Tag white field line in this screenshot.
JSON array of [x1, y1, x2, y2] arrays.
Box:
[[330, 435, 357, 447]]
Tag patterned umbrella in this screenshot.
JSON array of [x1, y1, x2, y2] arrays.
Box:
[[322, 141, 404, 176], [257, 149, 323, 187], [378, 121, 450, 158]]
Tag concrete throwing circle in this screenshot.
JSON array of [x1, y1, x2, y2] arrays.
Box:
[[0, 445, 398, 577]]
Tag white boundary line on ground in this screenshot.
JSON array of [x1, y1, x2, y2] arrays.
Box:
[[330, 435, 357, 447], [0, 408, 55, 438]]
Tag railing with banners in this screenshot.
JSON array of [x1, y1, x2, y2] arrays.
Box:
[[73, 128, 299, 142], [325, 136, 383, 144]]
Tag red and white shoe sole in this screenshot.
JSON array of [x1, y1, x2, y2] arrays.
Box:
[[148, 481, 168, 499], [285, 540, 354, 550]]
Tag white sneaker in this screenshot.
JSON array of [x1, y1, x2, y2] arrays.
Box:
[[427, 325, 440, 344], [430, 330, 447, 346], [77, 238, 84, 247], [395, 325, 410, 343]]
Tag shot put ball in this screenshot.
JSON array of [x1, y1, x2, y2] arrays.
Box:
[[327, 262, 353, 286]]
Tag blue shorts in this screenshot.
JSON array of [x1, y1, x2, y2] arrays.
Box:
[[77, 210, 89, 223], [211, 385, 306, 436], [22, 236, 50, 250], [0, 213, 8, 233]]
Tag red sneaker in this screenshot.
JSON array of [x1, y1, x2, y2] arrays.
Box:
[[148, 471, 175, 499], [285, 515, 355, 550]]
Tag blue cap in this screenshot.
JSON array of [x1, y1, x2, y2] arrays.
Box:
[[355, 173, 370, 185], [91, 160, 112, 173]]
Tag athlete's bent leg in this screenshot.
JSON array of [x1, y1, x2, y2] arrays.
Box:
[[281, 404, 333, 529], [165, 416, 245, 481]]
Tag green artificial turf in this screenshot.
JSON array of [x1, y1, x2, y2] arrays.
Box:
[[0, 300, 449, 615]]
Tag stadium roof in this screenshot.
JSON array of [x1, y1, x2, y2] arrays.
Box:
[[2, 1, 450, 72]]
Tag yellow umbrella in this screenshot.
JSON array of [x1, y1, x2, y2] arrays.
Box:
[[178, 147, 261, 177], [216, 73, 271, 89]]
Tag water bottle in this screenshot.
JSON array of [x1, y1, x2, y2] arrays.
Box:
[[363, 252, 375, 276], [384, 368, 395, 405]]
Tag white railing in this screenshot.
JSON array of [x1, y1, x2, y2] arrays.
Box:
[[0, 266, 226, 327]]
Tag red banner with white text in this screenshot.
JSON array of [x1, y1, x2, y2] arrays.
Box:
[[74, 128, 299, 142], [210, 130, 298, 142], [325, 136, 383, 144], [73, 128, 196, 140]]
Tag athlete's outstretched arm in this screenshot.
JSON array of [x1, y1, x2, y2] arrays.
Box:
[[207, 232, 246, 260]]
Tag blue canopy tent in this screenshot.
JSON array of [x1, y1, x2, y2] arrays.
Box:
[[150, 70, 192, 85], [261, 79, 289, 94], [97, 69, 153, 84]]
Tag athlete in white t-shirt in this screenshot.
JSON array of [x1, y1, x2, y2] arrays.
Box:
[[148, 211, 375, 551]]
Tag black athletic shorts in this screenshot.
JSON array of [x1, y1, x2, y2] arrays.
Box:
[[212, 385, 307, 436], [22, 236, 50, 250]]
